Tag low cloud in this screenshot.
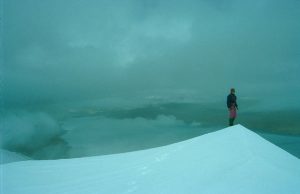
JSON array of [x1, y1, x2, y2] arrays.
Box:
[[63, 115, 209, 158], [0, 111, 214, 159], [0, 111, 64, 154]]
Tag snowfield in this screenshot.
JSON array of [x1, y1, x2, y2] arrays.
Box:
[[1, 125, 300, 194]]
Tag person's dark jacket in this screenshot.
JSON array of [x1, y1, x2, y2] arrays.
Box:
[[227, 93, 238, 109]]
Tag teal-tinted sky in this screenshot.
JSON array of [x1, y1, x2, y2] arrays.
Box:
[[2, 0, 300, 107]]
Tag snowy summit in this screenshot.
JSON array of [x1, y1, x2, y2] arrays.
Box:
[[1, 125, 300, 194]]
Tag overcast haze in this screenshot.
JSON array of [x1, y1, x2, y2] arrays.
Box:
[[1, 0, 300, 160], [2, 0, 300, 108]]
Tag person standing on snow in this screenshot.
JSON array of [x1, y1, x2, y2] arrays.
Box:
[[227, 88, 238, 126]]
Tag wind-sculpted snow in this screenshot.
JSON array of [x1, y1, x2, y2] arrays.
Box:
[[1, 125, 300, 194]]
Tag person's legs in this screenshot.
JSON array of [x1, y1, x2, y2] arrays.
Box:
[[229, 107, 236, 126], [229, 118, 235, 126]]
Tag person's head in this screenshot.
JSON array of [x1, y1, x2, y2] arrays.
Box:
[[230, 88, 235, 94]]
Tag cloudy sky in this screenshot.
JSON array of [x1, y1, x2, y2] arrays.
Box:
[[2, 0, 300, 107]]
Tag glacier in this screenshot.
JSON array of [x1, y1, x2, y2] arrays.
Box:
[[1, 125, 300, 194]]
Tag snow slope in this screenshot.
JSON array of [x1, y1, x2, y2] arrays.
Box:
[[0, 149, 30, 164], [1, 125, 300, 194]]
